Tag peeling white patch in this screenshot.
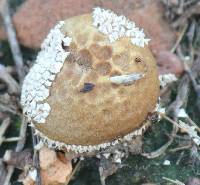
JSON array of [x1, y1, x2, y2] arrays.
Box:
[[103, 153, 111, 159], [34, 140, 44, 151], [163, 160, 171, 166], [159, 73, 177, 88], [110, 73, 144, 85], [32, 122, 148, 153], [92, 7, 150, 47], [155, 103, 165, 114], [177, 108, 188, 118], [28, 169, 37, 181], [21, 21, 72, 124]]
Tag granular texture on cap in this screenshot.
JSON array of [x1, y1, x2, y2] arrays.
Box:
[[21, 8, 160, 152]]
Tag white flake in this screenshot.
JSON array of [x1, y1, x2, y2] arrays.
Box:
[[62, 37, 72, 46], [159, 73, 177, 88], [110, 73, 144, 85], [28, 169, 37, 181], [177, 108, 188, 118], [21, 21, 71, 124], [92, 7, 150, 47], [163, 160, 171, 166]]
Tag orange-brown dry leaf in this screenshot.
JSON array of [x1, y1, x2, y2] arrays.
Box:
[[39, 147, 57, 169], [39, 147, 72, 185], [22, 176, 35, 185], [23, 147, 72, 185]]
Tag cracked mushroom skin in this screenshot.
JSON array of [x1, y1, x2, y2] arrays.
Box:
[[21, 8, 160, 153]]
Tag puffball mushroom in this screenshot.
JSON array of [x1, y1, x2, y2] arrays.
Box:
[[21, 7, 160, 154]]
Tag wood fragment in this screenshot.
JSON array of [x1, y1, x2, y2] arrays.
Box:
[[0, 0, 25, 83], [3, 149, 33, 170], [166, 52, 200, 118], [3, 137, 21, 142], [0, 64, 20, 94], [0, 117, 10, 146], [3, 117, 27, 185], [183, 57, 200, 111], [142, 123, 178, 159], [170, 24, 188, 53], [176, 151, 185, 165], [0, 159, 7, 185], [0, 94, 18, 115], [31, 128, 42, 185], [169, 145, 191, 153], [172, 2, 200, 28], [65, 161, 81, 185], [162, 177, 185, 185], [110, 73, 144, 85]]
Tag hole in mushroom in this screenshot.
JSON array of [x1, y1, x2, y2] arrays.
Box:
[[80, 83, 95, 93], [135, 57, 142, 63]]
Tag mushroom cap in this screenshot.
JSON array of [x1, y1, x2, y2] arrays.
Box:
[[21, 10, 159, 151]]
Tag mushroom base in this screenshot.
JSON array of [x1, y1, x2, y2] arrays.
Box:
[[32, 121, 151, 155]]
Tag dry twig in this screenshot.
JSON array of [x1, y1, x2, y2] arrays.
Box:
[[0, 64, 20, 94], [0, 159, 7, 185], [142, 123, 178, 159], [169, 145, 192, 153], [3, 117, 27, 185], [172, 2, 200, 28], [0, 117, 10, 146], [162, 177, 185, 185], [65, 161, 81, 185], [31, 128, 42, 185], [0, 0, 25, 83], [171, 24, 188, 53], [3, 137, 21, 142]]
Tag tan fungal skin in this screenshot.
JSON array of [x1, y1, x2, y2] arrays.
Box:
[[35, 14, 160, 146]]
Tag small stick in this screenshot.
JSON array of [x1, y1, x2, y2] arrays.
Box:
[[162, 177, 185, 185], [0, 0, 25, 83], [169, 145, 191, 153], [3, 117, 27, 185], [171, 24, 188, 53], [160, 113, 180, 127], [0, 117, 10, 146], [176, 151, 184, 165], [182, 56, 199, 92], [65, 161, 81, 185], [31, 128, 42, 185], [0, 64, 20, 94], [3, 137, 21, 142], [186, 117, 200, 133], [172, 3, 200, 28], [177, 48, 200, 111], [141, 124, 177, 159]]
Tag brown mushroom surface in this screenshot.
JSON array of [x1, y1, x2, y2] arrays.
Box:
[[33, 14, 159, 146]]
